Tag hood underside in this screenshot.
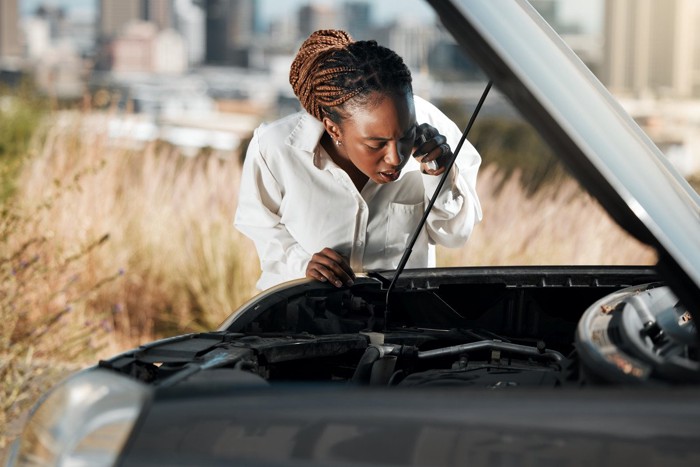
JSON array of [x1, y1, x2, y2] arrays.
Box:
[[426, 0, 700, 312]]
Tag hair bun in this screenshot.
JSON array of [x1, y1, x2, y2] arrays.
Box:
[[302, 29, 353, 50], [290, 29, 354, 119]]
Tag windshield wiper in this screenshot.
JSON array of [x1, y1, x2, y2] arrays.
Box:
[[384, 80, 493, 330]]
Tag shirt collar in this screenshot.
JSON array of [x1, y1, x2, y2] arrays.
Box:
[[286, 111, 325, 154]]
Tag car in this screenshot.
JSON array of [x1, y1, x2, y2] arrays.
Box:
[[7, 0, 700, 466]]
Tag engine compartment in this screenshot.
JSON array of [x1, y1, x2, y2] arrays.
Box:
[[100, 267, 699, 389]]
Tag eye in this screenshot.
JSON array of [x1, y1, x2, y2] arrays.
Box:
[[365, 142, 386, 150]]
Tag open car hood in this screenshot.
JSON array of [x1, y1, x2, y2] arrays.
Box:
[[427, 0, 700, 312]]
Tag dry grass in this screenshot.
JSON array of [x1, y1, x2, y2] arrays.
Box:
[[0, 112, 259, 452], [438, 165, 657, 266], [20, 113, 260, 337]]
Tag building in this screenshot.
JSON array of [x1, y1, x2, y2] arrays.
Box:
[[33, 41, 85, 98], [97, 0, 177, 71], [17, 4, 95, 98], [111, 21, 157, 73], [24, 15, 52, 60], [602, 0, 698, 98], [143, 0, 175, 30], [99, 0, 141, 39], [341, 2, 372, 41], [175, 0, 205, 65], [98, 0, 174, 39], [111, 21, 187, 74], [205, 0, 257, 67], [0, 0, 21, 60], [298, 4, 338, 40], [374, 20, 440, 75]]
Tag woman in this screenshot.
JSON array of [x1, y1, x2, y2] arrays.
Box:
[[235, 29, 482, 290]]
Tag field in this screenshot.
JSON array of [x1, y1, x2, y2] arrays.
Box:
[[0, 102, 656, 453]]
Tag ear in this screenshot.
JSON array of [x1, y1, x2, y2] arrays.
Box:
[[322, 117, 342, 142]]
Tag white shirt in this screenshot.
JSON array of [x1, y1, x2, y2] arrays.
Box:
[[235, 96, 482, 290]]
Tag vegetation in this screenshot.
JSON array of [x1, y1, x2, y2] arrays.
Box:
[[436, 97, 567, 195], [469, 117, 567, 195], [438, 165, 656, 267], [0, 82, 48, 202], [0, 109, 259, 452]]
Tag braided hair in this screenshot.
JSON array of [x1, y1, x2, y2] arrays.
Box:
[[289, 29, 413, 122]]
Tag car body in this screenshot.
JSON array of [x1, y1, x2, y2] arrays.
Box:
[[8, 1, 700, 466]]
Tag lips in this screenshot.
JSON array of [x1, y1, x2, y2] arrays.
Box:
[[378, 170, 400, 183]]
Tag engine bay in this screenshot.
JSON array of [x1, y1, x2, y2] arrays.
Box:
[[100, 267, 699, 389]]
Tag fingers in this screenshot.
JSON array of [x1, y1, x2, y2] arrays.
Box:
[[413, 123, 453, 175], [415, 136, 448, 163], [416, 139, 451, 175], [414, 125, 445, 157], [305, 247, 356, 287], [417, 134, 447, 156], [414, 123, 435, 147]]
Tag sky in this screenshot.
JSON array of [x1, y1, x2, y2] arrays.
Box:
[[19, 0, 604, 33]]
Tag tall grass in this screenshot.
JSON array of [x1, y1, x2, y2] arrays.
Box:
[[21, 112, 261, 338], [1, 111, 260, 451], [438, 165, 657, 266]]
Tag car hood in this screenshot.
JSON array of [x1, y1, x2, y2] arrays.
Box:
[[427, 0, 700, 311]]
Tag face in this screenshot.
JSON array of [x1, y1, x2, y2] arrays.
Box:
[[325, 92, 417, 184]]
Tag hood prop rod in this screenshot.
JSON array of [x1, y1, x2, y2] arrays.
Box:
[[383, 80, 493, 331]]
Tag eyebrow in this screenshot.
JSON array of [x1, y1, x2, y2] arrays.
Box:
[[364, 125, 416, 141]]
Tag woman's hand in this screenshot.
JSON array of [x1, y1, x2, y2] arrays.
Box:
[[306, 247, 356, 287], [413, 123, 453, 176]]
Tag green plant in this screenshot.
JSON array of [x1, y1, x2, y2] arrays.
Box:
[[0, 81, 49, 202]]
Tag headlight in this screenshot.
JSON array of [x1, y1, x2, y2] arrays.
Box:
[[7, 368, 150, 467]]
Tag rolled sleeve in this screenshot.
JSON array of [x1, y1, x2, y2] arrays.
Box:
[[415, 96, 483, 248]]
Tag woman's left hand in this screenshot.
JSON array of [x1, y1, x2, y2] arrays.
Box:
[[413, 123, 453, 176]]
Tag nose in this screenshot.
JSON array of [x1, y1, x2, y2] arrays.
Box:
[[384, 142, 405, 167]]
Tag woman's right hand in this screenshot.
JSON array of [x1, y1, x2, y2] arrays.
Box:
[[306, 248, 355, 287], [413, 122, 452, 176]]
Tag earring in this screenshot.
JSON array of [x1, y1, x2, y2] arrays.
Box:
[[335, 139, 342, 146]]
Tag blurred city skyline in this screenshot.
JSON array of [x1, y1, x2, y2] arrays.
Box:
[[3, 1, 698, 105], [2, 0, 699, 175], [17, 0, 604, 33]]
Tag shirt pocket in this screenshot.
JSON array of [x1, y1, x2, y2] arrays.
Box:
[[385, 201, 424, 259]]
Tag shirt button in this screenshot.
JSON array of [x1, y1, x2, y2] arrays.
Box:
[[356, 240, 364, 247], [358, 204, 366, 211]]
